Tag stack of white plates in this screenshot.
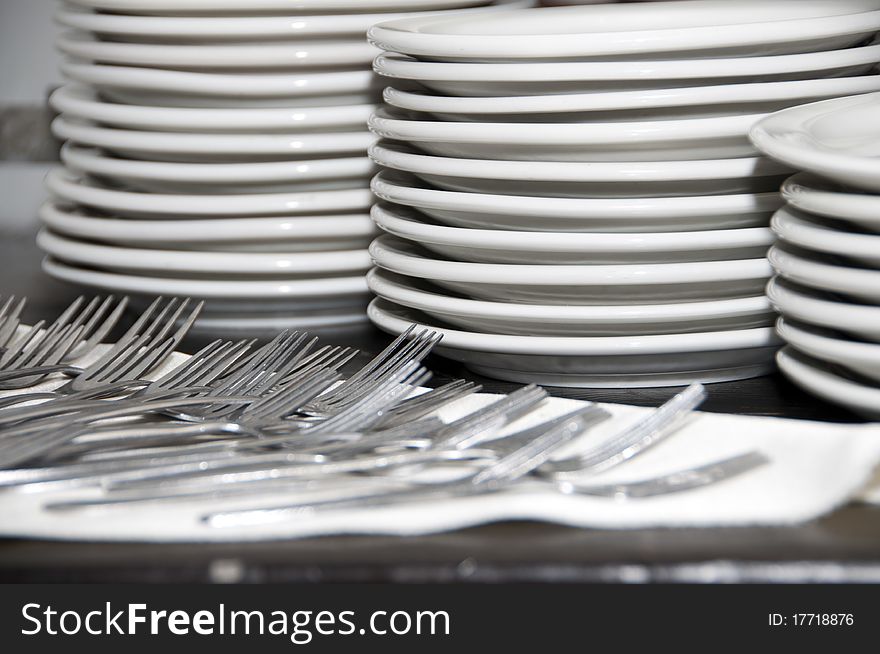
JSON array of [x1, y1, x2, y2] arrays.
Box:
[[363, 0, 880, 387], [751, 92, 880, 417], [41, 0, 517, 334]]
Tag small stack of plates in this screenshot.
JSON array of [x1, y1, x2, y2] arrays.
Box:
[[40, 0, 514, 335], [363, 0, 880, 387], [751, 92, 880, 417]]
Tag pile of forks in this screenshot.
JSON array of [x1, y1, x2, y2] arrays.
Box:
[[0, 294, 768, 529]]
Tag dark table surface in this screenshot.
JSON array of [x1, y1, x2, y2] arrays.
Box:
[[2, 229, 879, 583]]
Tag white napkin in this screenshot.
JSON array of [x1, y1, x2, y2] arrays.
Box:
[[1, 346, 879, 542]]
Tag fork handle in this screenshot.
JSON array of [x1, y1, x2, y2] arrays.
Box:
[[0, 364, 82, 388], [556, 451, 769, 499]]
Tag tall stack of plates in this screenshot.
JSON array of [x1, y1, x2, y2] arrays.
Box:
[[363, 0, 880, 387], [41, 0, 515, 335], [751, 92, 880, 417]]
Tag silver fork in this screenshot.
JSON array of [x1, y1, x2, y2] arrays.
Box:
[[45, 404, 608, 509], [41, 372, 533, 498], [433, 384, 549, 450], [161, 331, 322, 424], [0, 339, 249, 430], [144, 338, 254, 393], [26, 367, 343, 464], [0, 379, 156, 430], [201, 405, 610, 528], [303, 327, 440, 416], [200, 441, 766, 526], [0, 391, 254, 469], [303, 360, 431, 435], [280, 384, 547, 463], [0, 364, 83, 391], [0, 296, 128, 389], [555, 451, 769, 499], [277, 344, 358, 386], [0, 339, 260, 453], [0, 295, 27, 350], [537, 383, 707, 478], [8, 339, 353, 463], [373, 379, 482, 430], [1, 296, 203, 401], [0, 299, 203, 427], [66, 297, 202, 393]]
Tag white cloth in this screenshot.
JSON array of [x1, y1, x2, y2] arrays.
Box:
[[1, 347, 879, 542]]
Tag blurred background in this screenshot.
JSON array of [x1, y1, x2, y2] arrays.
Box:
[[0, 1, 62, 230]]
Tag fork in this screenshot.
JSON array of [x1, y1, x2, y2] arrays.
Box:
[[0, 296, 128, 389], [1, 297, 204, 403], [373, 379, 482, 430], [160, 331, 328, 424], [303, 326, 440, 416], [1, 334, 388, 462], [0, 295, 27, 350], [555, 451, 769, 499], [0, 338, 248, 432], [537, 383, 707, 478], [0, 297, 198, 415], [66, 297, 202, 394], [37, 380, 548, 498], [433, 384, 549, 450], [144, 338, 254, 394], [45, 404, 608, 509], [14, 361, 344, 463], [301, 360, 431, 437], [199, 441, 767, 527], [201, 405, 610, 528], [0, 390, 255, 469]]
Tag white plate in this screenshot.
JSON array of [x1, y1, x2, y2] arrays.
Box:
[[750, 92, 880, 192], [57, 32, 381, 70], [373, 45, 880, 96], [368, 108, 763, 161], [776, 347, 880, 418], [43, 256, 370, 300], [60, 61, 379, 104], [50, 85, 376, 133], [381, 75, 880, 118], [40, 202, 375, 251], [777, 317, 880, 383], [60, 144, 375, 194], [56, 3, 504, 40], [90, 89, 378, 110], [36, 229, 371, 276], [189, 309, 369, 337], [52, 117, 374, 161], [781, 173, 880, 231], [371, 171, 781, 232], [65, 0, 487, 14], [370, 235, 771, 304], [128, 294, 367, 317], [766, 276, 880, 341], [771, 206, 880, 267], [367, 268, 773, 336], [371, 203, 774, 264], [369, 141, 789, 197], [768, 245, 880, 303], [369, 1, 880, 60], [46, 169, 374, 218], [369, 298, 778, 388]]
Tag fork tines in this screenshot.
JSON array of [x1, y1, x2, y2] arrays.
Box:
[[67, 296, 202, 393], [0, 295, 27, 350], [309, 327, 441, 414], [0, 295, 128, 390]]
